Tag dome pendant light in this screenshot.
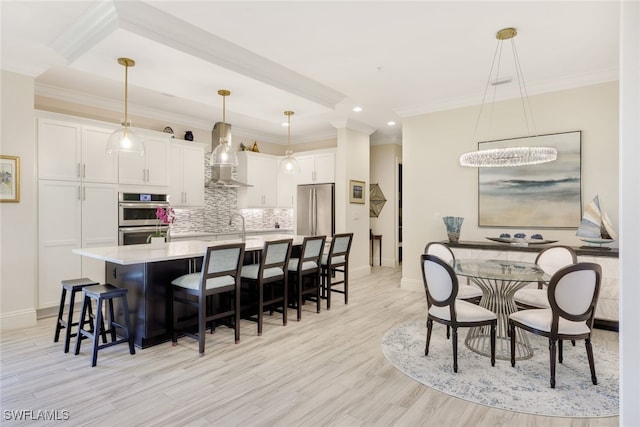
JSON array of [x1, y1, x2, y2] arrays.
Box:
[[210, 89, 238, 167], [106, 57, 145, 156], [280, 111, 299, 174], [459, 28, 556, 167]]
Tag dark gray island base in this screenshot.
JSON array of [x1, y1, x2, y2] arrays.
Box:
[[106, 258, 197, 348]]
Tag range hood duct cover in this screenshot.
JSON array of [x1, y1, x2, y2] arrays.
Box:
[[211, 121, 232, 152], [206, 164, 251, 188]]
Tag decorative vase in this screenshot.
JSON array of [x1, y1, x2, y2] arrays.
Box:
[[150, 236, 165, 248], [184, 131, 194, 141], [443, 216, 464, 243]]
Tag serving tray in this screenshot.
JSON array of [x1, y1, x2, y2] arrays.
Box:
[[486, 237, 558, 245]]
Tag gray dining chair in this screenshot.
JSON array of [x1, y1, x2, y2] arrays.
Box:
[[421, 254, 497, 373], [509, 262, 602, 388]]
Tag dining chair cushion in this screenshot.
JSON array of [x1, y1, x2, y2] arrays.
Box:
[[513, 288, 550, 308], [172, 273, 236, 290], [429, 300, 497, 323], [456, 285, 483, 300], [321, 254, 346, 266], [240, 264, 284, 280], [509, 308, 592, 335], [288, 258, 318, 272]]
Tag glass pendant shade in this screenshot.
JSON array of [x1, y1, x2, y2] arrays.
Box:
[[280, 150, 300, 174], [209, 89, 238, 166], [280, 110, 298, 174], [210, 138, 239, 166], [107, 57, 144, 156], [106, 122, 144, 155]]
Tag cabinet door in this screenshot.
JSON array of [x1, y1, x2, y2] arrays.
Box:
[[118, 148, 147, 185], [38, 180, 82, 308], [144, 135, 169, 186], [167, 144, 184, 204], [296, 155, 315, 185], [314, 152, 335, 183], [38, 119, 81, 181], [247, 155, 277, 207], [180, 144, 205, 206], [277, 165, 296, 208], [81, 183, 118, 282], [81, 126, 118, 183]]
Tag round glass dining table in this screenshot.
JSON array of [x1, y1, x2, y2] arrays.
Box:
[[454, 259, 549, 361]]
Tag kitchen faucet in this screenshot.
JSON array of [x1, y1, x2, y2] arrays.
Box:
[[229, 212, 246, 242]]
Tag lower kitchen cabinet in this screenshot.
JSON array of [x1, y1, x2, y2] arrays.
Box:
[[38, 180, 117, 309]]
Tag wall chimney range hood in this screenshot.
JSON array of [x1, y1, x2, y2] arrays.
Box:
[[206, 122, 251, 188]]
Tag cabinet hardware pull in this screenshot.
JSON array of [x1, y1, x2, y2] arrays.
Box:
[[82, 164, 86, 179], [77, 163, 81, 178]]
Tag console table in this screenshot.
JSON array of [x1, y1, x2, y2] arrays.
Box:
[[446, 240, 619, 331]]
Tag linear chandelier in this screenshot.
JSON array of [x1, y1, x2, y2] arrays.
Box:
[[280, 111, 299, 174], [106, 57, 145, 156], [210, 89, 239, 167], [460, 28, 557, 168]]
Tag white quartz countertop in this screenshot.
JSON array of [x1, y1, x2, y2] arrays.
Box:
[[72, 234, 305, 265]]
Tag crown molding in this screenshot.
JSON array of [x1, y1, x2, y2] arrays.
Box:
[[330, 118, 376, 135]]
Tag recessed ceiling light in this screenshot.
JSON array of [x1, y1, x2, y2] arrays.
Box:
[[387, 121, 396, 126], [353, 106, 363, 112]]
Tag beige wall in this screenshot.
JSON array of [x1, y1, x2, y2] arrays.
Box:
[[402, 82, 619, 290], [370, 143, 402, 266], [1, 71, 38, 329]]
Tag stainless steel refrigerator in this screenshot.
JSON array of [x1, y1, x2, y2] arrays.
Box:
[[297, 183, 335, 236]]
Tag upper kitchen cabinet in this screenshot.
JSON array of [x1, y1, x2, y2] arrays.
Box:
[[237, 151, 278, 208], [38, 118, 118, 183], [296, 150, 335, 184], [118, 133, 169, 186], [168, 141, 205, 207]]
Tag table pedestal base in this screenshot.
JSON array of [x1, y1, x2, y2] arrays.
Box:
[[465, 276, 534, 361]]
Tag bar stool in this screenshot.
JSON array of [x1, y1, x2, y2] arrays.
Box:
[[54, 278, 104, 353], [74, 284, 135, 367]]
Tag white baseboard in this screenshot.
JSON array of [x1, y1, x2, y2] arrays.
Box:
[[0, 308, 37, 331]]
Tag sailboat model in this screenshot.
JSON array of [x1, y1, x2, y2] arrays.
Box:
[[576, 195, 617, 246]]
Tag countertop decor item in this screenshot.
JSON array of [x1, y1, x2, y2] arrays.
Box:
[[210, 90, 238, 167], [443, 216, 463, 243], [486, 236, 558, 246], [105, 57, 145, 156], [147, 206, 175, 243], [279, 111, 299, 174], [577, 195, 617, 248], [459, 28, 556, 168]]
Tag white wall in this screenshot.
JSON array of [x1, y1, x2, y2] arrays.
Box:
[[335, 126, 371, 279], [619, 1, 640, 424], [0, 71, 38, 329], [370, 143, 402, 266], [402, 82, 619, 290]]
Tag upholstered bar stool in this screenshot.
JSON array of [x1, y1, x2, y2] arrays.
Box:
[[74, 284, 135, 367], [54, 278, 105, 353]]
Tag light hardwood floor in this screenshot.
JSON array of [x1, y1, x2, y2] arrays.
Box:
[[0, 266, 618, 426]]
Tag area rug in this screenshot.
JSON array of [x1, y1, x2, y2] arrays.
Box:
[[381, 319, 618, 417]]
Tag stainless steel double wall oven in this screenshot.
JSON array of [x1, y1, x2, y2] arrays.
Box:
[[118, 192, 170, 245]]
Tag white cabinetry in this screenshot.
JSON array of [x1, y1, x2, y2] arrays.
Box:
[[118, 134, 168, 186], [296, 151, 335, 184], [38, 181, 117, 309], [168, 141, 205, 206], [37, 116, 118, 309], [237, 151, 278, 208], [277, 166, 296, 208], [38, 119, 118, 183]]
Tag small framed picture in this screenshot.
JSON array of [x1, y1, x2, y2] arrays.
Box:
[[349, 179, 365, 204], [0, 155, 20, 203]]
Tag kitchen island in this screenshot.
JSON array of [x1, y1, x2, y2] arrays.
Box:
[[73, 235, 304, 348]]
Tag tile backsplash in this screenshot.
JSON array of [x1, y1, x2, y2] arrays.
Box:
[[170, 152, 293, 234]]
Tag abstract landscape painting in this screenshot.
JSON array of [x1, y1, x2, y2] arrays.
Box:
[[478, 131, 581, 228]]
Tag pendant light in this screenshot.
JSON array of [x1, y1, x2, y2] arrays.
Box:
[[459, 28, 557, 167], [280, 110, 299, 174], [210, 89, 238, 167], [106, 58, 145, 156]]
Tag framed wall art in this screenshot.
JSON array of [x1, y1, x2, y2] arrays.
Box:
[[349, 179, 365, 204], [0, 155, 20, 203], [478, 131, 581, 228]]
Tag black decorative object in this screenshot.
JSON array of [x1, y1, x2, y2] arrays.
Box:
[[184, 131, 194, 141]]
